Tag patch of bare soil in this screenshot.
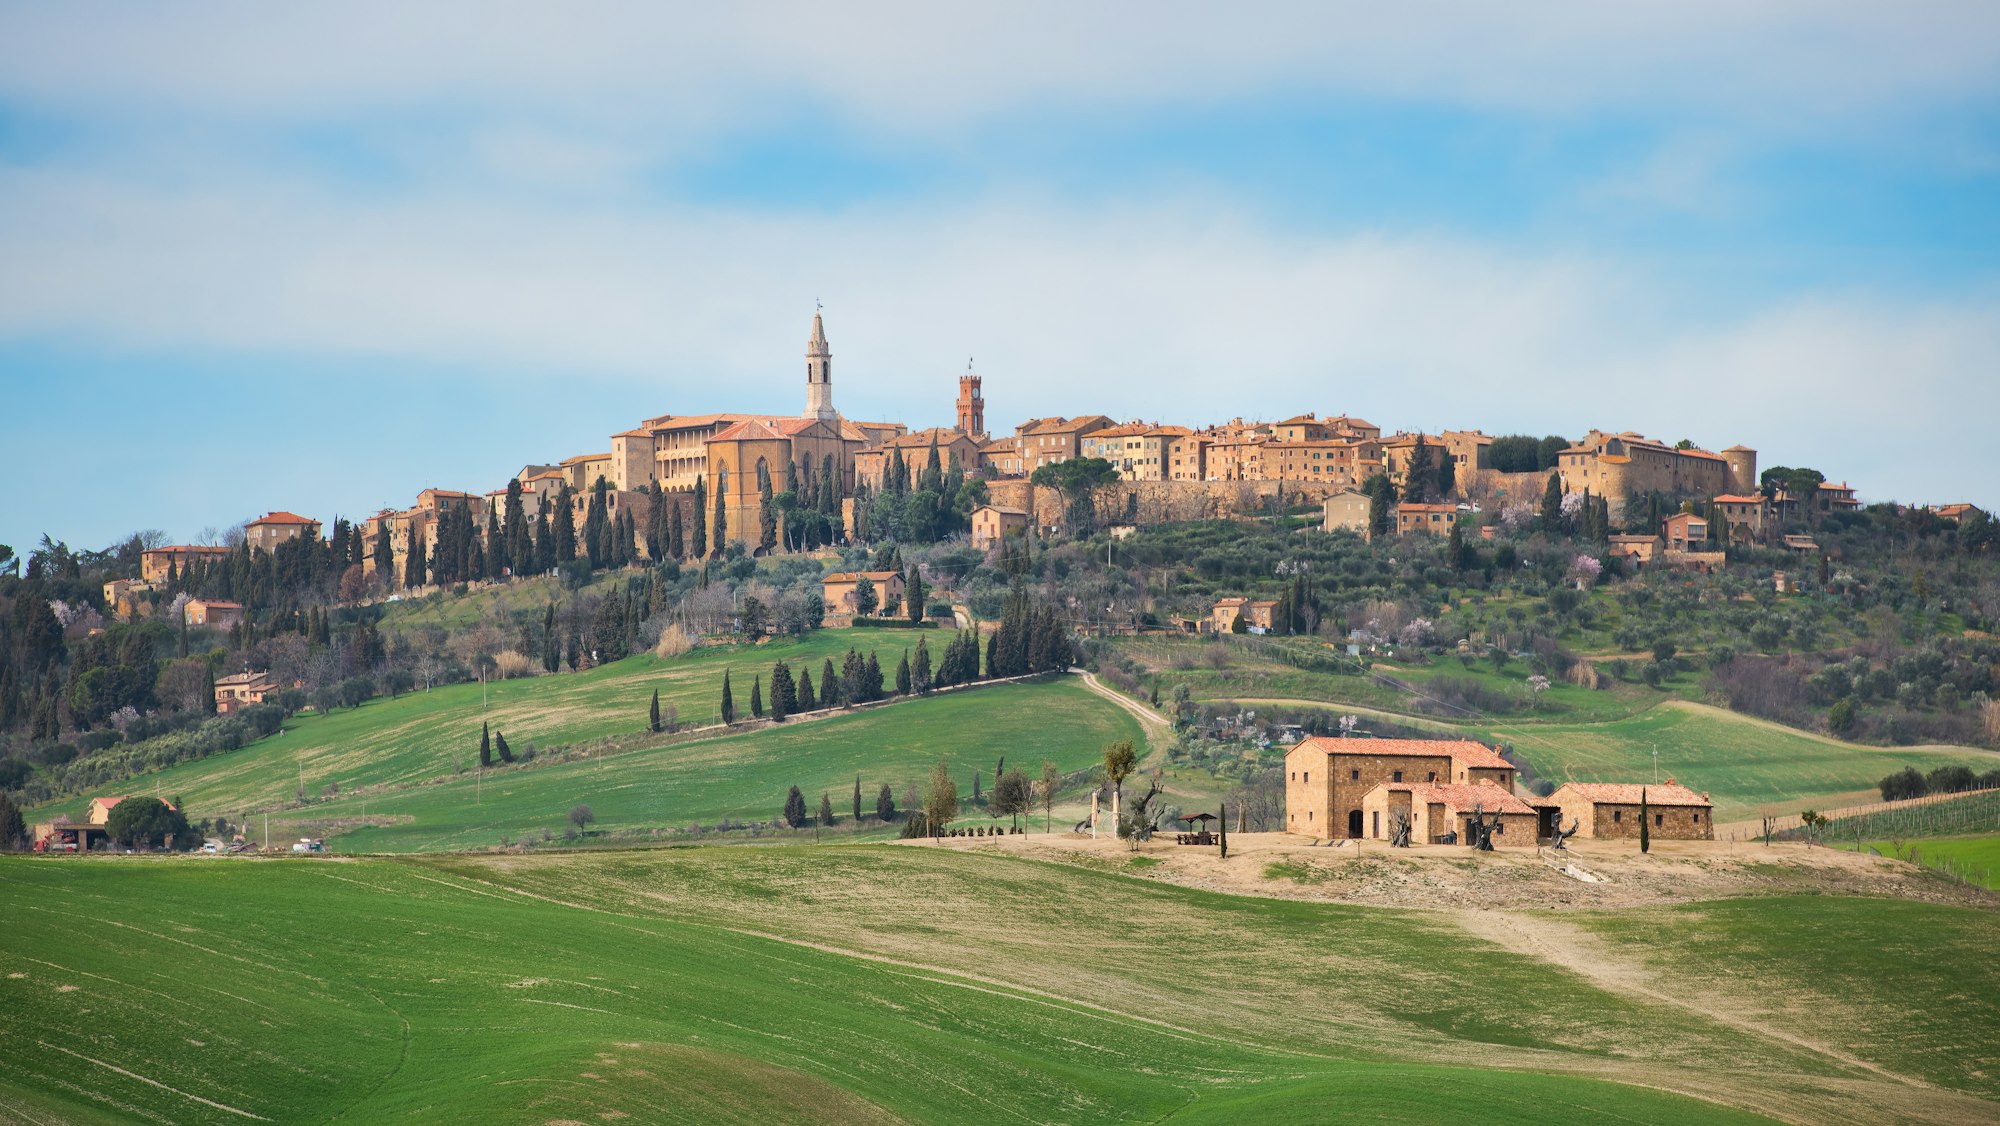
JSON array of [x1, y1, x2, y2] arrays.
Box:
[[916, 831, 1999, 913]]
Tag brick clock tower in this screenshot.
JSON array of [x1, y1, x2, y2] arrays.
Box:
[[956, 361, 986, 439]]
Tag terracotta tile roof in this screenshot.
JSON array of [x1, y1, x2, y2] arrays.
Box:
[[560, 452, 611, 465], [822, 570, 904, 584], [214, 670, 273, 687], [1212, 597, 1249, 608], [1291, 736, 1514, 773], [146, 545, 233, 555], [1397, 503, 1459, 514], [1721, 444, 1756, 452], [1148, 425, 1193, 437], [1084, 423, 1151, 439], [189, 599, 241, 609], [1375, 781, 1536, 815], [1554, 781, 1711, 807], [710, 418, 790, 443], [975, 504, 1028, 516], [248, 511, 318, 526], [1712, 494, 1765, 504]]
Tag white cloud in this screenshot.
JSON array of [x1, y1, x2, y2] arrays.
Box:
[[2, 166, 1994, 507], [3, 2, 1998, 133]]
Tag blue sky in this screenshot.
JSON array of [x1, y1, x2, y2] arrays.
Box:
[[2, 3, 1998, 550]]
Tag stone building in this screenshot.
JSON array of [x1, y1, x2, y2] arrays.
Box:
[[956, 369, 986, 439], [1321, 489, 1371, 536], [1285, 737, 1516, 840], [1210, 597, 1276, 634], [213, 670, 276, 714], [970, 504, 1028, 550], [140, 545, 233, 584], [1359, 780, 1537, 845], [183, 598, 243, 631], [605, 313, 906, 520], [243, 512, 321, 553], [1662, 512, 1710, 552], [821, 569, 907, 621], [1013, 415, 1115, 472], [853, 427, 985, 490], [1548, 781, 1713, 840], [1556, 431, 1753, 519], [1394, 503, 1458, 536], [1710, 494, 1773, 545]]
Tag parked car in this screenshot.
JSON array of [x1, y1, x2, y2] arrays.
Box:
[[290, 838, 324, 854]]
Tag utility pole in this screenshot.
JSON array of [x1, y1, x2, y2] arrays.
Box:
[[263, 813, 268, 851]]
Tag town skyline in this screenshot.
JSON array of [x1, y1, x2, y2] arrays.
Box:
[[4, 4, 1997, 547]]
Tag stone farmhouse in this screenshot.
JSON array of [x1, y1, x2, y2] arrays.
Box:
[[213, 670, 277, 714], [1360, 780, 1538, 845], [1395, 503, 1458, 537], [821, 569, 906, 622], [1209, 596, 1277, 634], [1321, 489, 1371, 536], [1549, 781, 1713, 840], [1284, 737, 1517, 841]]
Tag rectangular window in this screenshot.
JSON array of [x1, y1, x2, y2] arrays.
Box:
[[1426, 771, 1436, 781], [1303, 773, 1309, 784], [1655, 813, 1663, 827], [1392, 770, 1403, 783], [1613, 810, 1622, 822], [1350, 769, 1360, 780]]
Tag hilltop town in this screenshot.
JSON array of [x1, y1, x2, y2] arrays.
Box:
[[109, 309, 1982, 622]]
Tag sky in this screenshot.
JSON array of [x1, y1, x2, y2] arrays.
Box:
[[2, 2, 1998, 551]]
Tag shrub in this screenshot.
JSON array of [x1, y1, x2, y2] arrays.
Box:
[[493, 650, 539, 679], [655, 625, 695, 659]]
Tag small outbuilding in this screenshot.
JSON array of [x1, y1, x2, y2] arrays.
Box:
[[1548, 780, 1713, 840]]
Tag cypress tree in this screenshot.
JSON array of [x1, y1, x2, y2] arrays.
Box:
[[914, 636, 932, 692], [479, 722, 492, 768], [1540, 470, 1565, 533], [202, 661, 217, 715], [720, 670, 735, 724], [758, 474, 777, 554], [553, 483, 577, 562], [1640, 787, 1651, 854], [1219, 802, 1228, 859], [865, 651, 884, 701], [783, 785, 807, 827], [496, 731, 514, 764], [649, 688, 661, 733], [542, 603, 560, 673], [819, 791, 834, 827], [485, 499, 504, 579], [584, 479, 608, 568], [876, 782, 895, 821], [750, 675, 763, 718], [1402, 439, 1434, 503], [906, 564, 925, 622], [769, 665, 790, 722], [535, 508, 554, 573], [691, 476, 708, 560], [373, 526, 394, 584], [852, 775, 862, 821], [822, 658, 840, 707], [896, 650, 911, 695], [712, 477, 727, 558], [668, 499, 685, 560], [797, 667, 816, 712]]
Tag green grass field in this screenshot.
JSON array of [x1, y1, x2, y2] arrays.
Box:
[[274, 678, 1135, 852], [9, 846, 1992, 1123], [29, 630, 1132, 848], [1850, 835, 2000, 890], [1470, 704, 2000, 823], [1111, 636, 1998, 823]]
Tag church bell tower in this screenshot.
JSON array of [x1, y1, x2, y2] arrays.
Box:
[[956, 360, 985, 439], [804, 308, 835, 421]]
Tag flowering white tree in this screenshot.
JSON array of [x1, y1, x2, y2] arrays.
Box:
[[1526, 675, 1551, 709], [1398, 618, 1435, 647], [1560, 492, 1586, 519], [1570, 554, 1603, 589], [1500, 502, 1536, 532], [1338, 714, 1359, 737]]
